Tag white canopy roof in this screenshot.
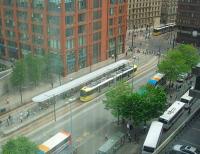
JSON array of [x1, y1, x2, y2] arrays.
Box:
[[32, 60, 129, 103]]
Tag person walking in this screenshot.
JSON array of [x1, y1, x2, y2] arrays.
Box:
[[188, 106, 191, 114]]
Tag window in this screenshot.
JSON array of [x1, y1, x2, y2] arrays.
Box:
[[93, 32, 101, 41], [93, 43, 101, 64], [109, 8, 114, 16], [3, 0, 14, 6], [48, 39, 60, 49], [66, 16, 74, 25], [78, 0, 87, 10], [48, 27, 60, 36], [78, 13, 86, 23], [48, 16, 60, 25], [32, 13, 43, 23], [67, 51, 76, 73], [19, 33, 29, 41], [66, 28, 74, 37], [48, 0, 61, 12], [78, 36, 86, 46], [32, 35, 44, 45], [66, 39, 74, 49], [16, 0, 28, 8], [93, 0, 102, 8], [109, 18, 113, 26], [18, 23, 28, 32], [18, 11, 28, 20], [93, 10, 102, 20], [110, 0, 116, 5], [78, 25, 86, 34], [93, 21, 101, 31], [5, 19, 14, 29], [32, 0, 44, 10], [79, 48, 87, 69], [32, 24, 43, 34], [65, 0, 75, 12], [6, 30, 15, 39]]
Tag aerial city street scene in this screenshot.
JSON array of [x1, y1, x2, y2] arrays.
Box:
[[0, 0, 200, 154]]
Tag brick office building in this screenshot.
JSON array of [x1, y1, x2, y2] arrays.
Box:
[[0, 0, 128, 76], [176, 0, 200, 47]]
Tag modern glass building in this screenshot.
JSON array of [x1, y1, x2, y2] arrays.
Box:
[[0, 0, 128, 76]]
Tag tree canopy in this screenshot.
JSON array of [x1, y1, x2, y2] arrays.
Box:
[[158, 44, 200, 82], [2, 136, 37, 154], [104, 82, 167, 126]]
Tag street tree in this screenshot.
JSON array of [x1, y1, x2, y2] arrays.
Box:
[[52, 54, 63, 85], [122, 85, 166, 141], [10, 59, 26, 103], [42, 53, 55, 87], [24, 54, 42, 87], [143, 85, 167, 121], [103, 81, 132, 124], [158, 49, 189, 84], [2, 136, 37, 154], [177, 44, 200, 69]]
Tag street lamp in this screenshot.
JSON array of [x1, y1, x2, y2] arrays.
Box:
[[67, 97, 75, 153], [53, 95, 56, 121]]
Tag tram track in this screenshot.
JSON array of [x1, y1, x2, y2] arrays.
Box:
[[0, 101, 81, 144], [0, 56, 157, 121], [0, 56, 158, 144]]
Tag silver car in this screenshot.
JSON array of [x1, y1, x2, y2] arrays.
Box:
[[172, 144, 200, 154]]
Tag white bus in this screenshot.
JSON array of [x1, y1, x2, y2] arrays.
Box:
[[38, 131, 71, 154], [158, 101, 185, 130], [142, 121, 163, 154], [180, 88, 194, 109]]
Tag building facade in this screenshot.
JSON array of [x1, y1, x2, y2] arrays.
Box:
[[160, 0, 177, 24], [0, 0, 128, 76], [176, 0, 200, 47], [128, 0, 162, 30]]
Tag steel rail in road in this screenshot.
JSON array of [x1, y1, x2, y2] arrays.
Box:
[[0, 56, 158, 145]]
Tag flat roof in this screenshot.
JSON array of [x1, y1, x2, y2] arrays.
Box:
[[159, 101, 185, 121], [143, 121, 163, 148], [38, 131, 70, 152]]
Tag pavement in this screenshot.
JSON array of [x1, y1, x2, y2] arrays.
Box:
[[0, 32, 174, 153]]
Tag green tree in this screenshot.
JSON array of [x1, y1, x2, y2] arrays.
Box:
[[52, 54, 63, 85], [103, 81, 131, 124], [143, 85, 167, 121], [41, 53, 53, 86], [158, 49, 188, 84], [177, 44, 200, 69], [24, 54, 42, 86], [2, 136, 37, 154], [10, 59, 26, 103]]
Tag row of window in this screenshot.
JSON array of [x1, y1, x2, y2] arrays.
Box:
[[1, 0, 125, 12]]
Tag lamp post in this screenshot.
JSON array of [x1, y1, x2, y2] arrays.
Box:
[[68, 97, 75, 153], [53, 95, 56, 121]]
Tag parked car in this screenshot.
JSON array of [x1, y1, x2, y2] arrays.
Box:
[[172, 144, 200, 154]]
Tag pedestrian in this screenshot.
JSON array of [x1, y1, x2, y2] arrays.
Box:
[[128, 133, 132, 142], [188, 107, 191, 114], [143, 124, 147, 133], [170, 94, 172, 100], [105, 134, 108, 140], [7, 118, 9, 126], [8, 115, 11, 120], [127, 123, 130, 130], [27, 111, 29, 118], [6, 98, 9, 104], [20, 116, 23, 123]]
